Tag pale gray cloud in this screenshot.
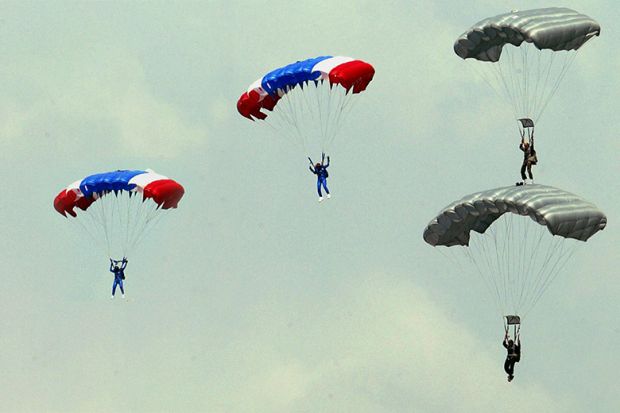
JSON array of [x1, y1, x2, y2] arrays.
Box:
[[0, 45, 206, 158]]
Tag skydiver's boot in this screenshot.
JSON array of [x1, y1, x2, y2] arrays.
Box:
[[508, 375, 514, 382], [516, 181, 524, 186], [326, 193, 331, 199], [318, 197, 324, 203]]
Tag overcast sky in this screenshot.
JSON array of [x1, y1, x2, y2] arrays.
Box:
[[0, 1, 618, 412]]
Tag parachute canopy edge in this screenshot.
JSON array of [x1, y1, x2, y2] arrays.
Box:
[[423, 184, 607, 247], [54, 169, 185, 218], [454, 7, 601, 62], [237, 55, 375, 121]]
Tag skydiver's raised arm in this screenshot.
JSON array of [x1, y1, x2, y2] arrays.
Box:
[[109, 259, 114, 272], [309, 165, 315, 173], [324, 155, 330, 168], [121, 258, 128, 270]]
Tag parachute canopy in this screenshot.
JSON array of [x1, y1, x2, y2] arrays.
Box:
[[453, 8, 600, 123], [238, 56, 375, 121], [54, 169, 184, 259], [454, 7, 601, 62], [424, 184, 607, 247], [423, 184, 607, 317], [54, 169, 184, 218]]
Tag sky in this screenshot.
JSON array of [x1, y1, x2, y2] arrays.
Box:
[[0, 1, 618, 412]]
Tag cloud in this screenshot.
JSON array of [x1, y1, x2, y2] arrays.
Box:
[[212, 272, 568, 413], [0, 46, 206, 158]]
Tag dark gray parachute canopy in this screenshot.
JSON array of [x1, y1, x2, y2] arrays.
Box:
[[454, 7, 601, 62], [423, 185, 607, 247]]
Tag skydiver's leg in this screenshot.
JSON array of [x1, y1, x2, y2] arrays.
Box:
[[322, 178, 330, 195], [112, 280, 118, 296], [527, 163, 533, 180], [520, 163, 527, 181], [317, 179, 323, 197], [504, 358, 514, 375], [119, 280, 125, 295]]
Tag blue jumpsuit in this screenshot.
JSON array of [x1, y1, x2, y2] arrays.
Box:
[[309, 160, 330, 197], [110, 259, 127, 296]]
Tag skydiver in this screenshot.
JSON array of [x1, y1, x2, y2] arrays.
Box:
[[517, 129, 537, 186], [109, 258, 127, 298], [503, 328, 521, 382], [308, 152, 331, 202]]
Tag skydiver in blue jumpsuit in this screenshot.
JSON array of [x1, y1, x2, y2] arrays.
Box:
[[308, 153, 330, 202], [110, 258, 127, 298]]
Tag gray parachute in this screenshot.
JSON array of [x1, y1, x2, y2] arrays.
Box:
[[454, 7, 601, 62], [423, 184, 607, 247]]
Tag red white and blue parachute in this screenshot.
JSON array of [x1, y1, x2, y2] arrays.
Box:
[[237, 56, 375, 154], [54, 169, 184, 259]]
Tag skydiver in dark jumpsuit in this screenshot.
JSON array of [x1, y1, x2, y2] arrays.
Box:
[[308, 153, 330, 202], [503, 330, 521, 382], [110, 258, 127, 298], [517, 130, 537, 185]]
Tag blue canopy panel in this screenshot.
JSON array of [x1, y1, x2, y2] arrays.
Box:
[[80, 170, 147, 197], [261, 56, 333, 96]]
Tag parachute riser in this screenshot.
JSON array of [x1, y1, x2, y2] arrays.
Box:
[[504, 315, 521, 338], [518, 118, 535, 143]]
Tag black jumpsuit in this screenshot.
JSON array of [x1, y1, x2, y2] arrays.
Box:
[[503, 339, 521, 376]]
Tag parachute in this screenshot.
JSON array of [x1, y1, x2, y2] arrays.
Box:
[[54, 169, 184, 259], [237, 55, 375, 155], [454, 8, 600, 124], [423, 184, 606, 318]]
